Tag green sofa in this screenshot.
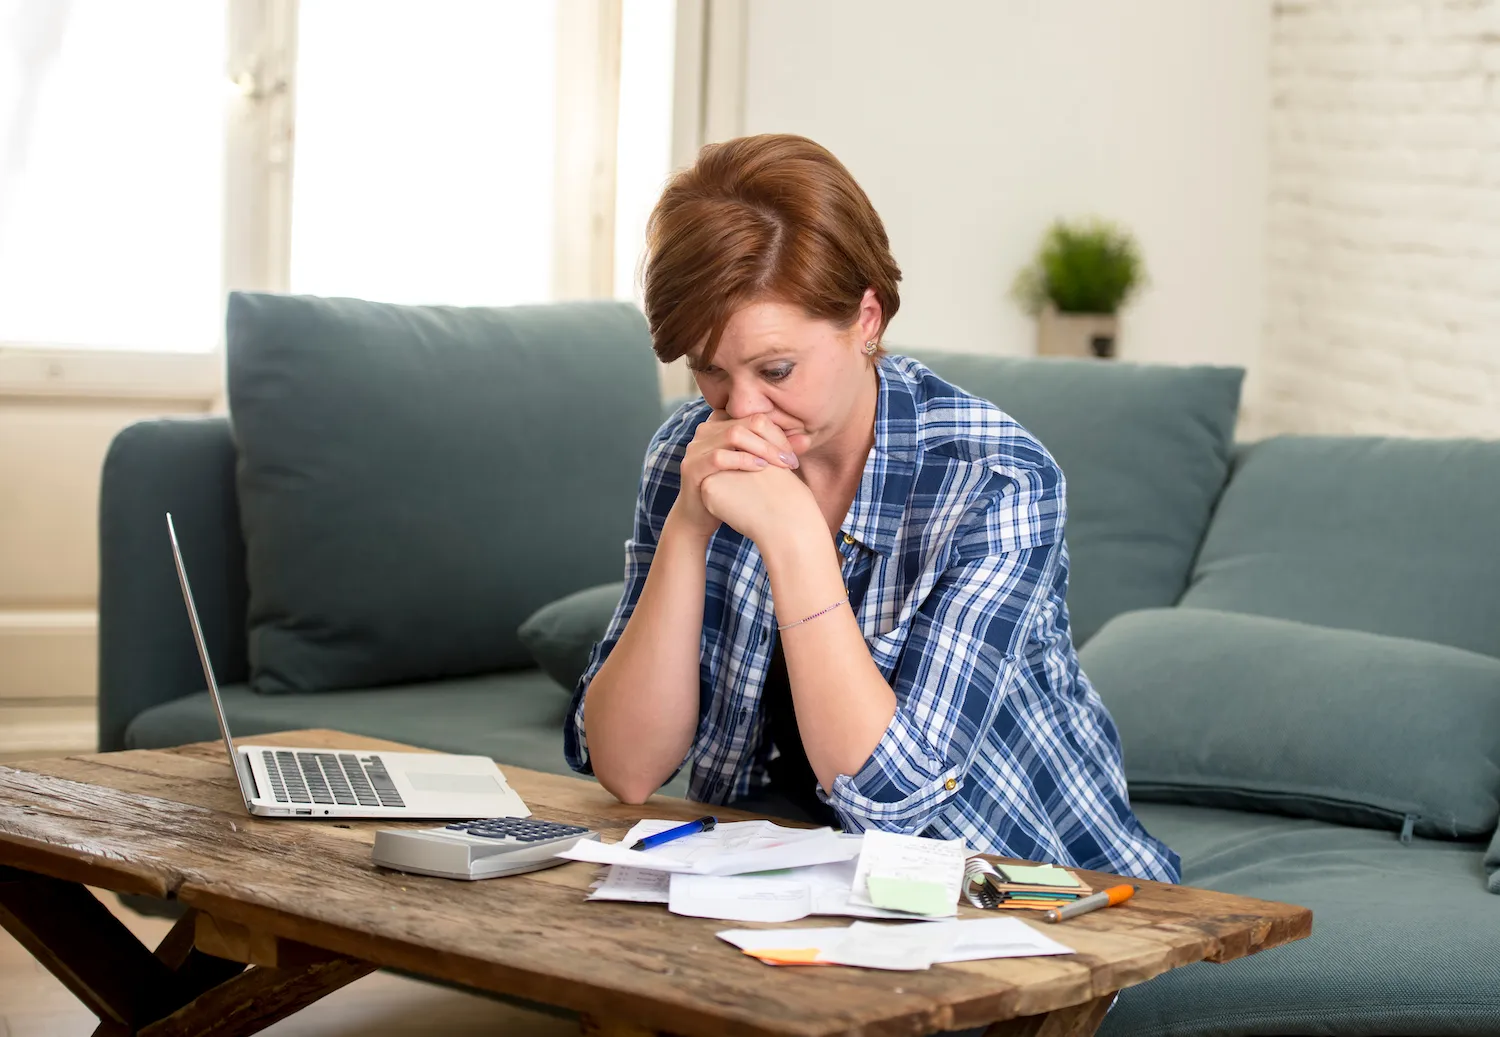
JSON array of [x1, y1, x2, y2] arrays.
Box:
[[100, 294, 1500, 1036]]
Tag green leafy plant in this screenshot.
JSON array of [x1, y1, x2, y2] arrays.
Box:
[[1011, 218, 1146, 316]]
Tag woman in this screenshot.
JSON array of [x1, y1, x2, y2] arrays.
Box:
[[565, 134, 1179, 883]]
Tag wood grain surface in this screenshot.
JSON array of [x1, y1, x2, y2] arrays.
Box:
[[0, 730, 1312, 1037]]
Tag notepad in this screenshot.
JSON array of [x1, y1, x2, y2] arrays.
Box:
[[849, 830, 967, 917], [997, 864, 1084, 887]]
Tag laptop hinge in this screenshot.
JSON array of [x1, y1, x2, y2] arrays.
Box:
[[236, 751, 261, 801]]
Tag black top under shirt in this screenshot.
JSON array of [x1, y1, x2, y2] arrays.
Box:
[[760, 634, 841, 828]]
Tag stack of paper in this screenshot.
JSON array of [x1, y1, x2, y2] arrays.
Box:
[[576, 821, 915, 923], [557, 819, 859, 876], [967, 859, 1092, 911], [718, 918, 1074, 970]]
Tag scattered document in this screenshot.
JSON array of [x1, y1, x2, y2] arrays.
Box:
[[849, 830, 968, 916], [587, 865, 669, 904], [669, 874, 812, 923], [556, 819, 858, 876], [663, 859, 912, 923], [926, 917, 1075, 962], [717, 916, 1074, 970], [822, 920, 960, 970]]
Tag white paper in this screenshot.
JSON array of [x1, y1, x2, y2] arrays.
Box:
[[716, 927, 849, 952], [669, 874, 812, 923], [848, 830, 968, 914], [800, 859, 916, 919], [820, 921, 961, 971], [556, 819, 858, 876], [587, 865, 670, 904], [716, 917, 1074, 969], [923, 917, 1074, 962], [663, 859, 914, 923]]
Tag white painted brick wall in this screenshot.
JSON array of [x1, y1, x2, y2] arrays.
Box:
[[1260, 0, 1500, 437]]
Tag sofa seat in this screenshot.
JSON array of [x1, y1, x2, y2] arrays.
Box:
[[1103, 803, 1499, 1037], [125, 670, 579, 778]]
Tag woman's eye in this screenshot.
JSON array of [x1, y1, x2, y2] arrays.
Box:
[[763, 365, 793, 382]]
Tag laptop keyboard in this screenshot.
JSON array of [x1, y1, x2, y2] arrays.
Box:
[[260, 751, 405, 809]]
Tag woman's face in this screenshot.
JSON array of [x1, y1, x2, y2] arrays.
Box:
[[686, 294, 881, 459]]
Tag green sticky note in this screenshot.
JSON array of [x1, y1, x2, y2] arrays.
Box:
[[997, 864, 1080, 887], [866, 875, 954, 916]]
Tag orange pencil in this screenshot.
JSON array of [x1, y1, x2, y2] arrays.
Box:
[[1040, 884, 1136, 923]]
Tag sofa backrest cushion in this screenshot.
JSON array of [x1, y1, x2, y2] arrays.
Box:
[[1182, 436, 1500, 660], [1082, 607, 1500, 839], [903, 351, 1243, 645], [228, 292, 659, 693]]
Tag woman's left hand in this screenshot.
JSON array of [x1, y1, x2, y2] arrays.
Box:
[[699, 464, 821, 549]]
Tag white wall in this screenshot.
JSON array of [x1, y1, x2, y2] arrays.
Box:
[[1260, 0, 1500, 438], [742, 0, 1271, 382]]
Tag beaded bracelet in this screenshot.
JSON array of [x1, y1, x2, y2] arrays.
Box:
[[777, 594, 849, 632]]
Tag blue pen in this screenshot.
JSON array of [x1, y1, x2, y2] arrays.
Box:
[[630, 815, 717, 852]]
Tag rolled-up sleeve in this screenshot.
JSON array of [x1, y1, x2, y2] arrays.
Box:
[[824, 463, 1065, 834], [563, 403, 704, 776]]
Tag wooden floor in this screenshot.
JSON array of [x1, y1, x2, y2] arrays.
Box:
[[0, 889, 577, 1037]]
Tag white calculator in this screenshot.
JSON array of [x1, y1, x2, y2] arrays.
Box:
[[372, 817, 600, 880]]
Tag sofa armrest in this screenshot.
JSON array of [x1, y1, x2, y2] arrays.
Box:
[[98, 416, 248, 751]]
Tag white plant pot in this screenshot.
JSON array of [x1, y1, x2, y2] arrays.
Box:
[[1036, 308, 1118, 359]]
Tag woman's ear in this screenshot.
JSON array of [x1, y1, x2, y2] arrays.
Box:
[[857, 287, 884, 346]]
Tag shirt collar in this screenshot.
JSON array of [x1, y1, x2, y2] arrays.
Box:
[[839, 356, 919, 557]]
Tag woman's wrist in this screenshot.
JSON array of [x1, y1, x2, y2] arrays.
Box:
[[661, 504, 717, 552], [763, 522, 846, 618]]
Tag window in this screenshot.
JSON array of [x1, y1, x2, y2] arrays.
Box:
[[0, 1, 228, 352], [289, 0, 558, 306], [0, 0, 679, 357]]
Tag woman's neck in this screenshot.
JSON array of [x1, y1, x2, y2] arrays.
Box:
[[797, 362, 880, 532]]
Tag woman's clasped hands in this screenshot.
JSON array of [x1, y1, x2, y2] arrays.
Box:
[[672, 411, 820, 546]]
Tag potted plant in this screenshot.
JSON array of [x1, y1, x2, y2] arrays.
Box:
[[1011, 218, 1146, 359]]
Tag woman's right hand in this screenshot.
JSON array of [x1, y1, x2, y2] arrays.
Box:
[[671, 411, 800, 539]]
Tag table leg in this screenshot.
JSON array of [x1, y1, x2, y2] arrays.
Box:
[[981, 993, 1115, 1037], [0, 866, 372, 1037]]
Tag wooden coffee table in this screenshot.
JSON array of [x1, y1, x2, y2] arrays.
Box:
[[0, 730, 1310, 1037]]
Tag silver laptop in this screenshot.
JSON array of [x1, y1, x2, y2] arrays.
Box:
[[167, 513, 529, 820]]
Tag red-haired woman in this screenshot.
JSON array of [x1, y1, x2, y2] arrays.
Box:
[[565, 134, 1178, 885]]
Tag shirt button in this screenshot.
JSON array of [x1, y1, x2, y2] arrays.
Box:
[[944, 778, 957, 791], [841, 532, 855, 546]]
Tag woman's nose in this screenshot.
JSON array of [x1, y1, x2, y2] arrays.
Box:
[[724, 382, 771, 420]]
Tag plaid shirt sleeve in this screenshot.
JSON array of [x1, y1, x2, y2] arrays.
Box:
[[563, 402, 705, 777], [823, 461, 1067, 834]]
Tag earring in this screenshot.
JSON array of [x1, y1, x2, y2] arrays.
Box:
[[863, 339, 878, 356]]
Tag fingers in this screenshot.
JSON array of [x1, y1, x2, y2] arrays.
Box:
[[697, 413, 797, 468], [708, 448, 769, 473], [745, 414, 798, 465]]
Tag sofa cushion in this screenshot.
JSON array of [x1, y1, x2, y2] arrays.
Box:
[[1182, 436, 1500, 660], [1081, 607, 1500, 839], [125, 671, 578, 777], [1102, 802, 1500, 1037], [518, 582, 624, 694], [227, 293, 659, 693], [904, 351, 1242, 645]]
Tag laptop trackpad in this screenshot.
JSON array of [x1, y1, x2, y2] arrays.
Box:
[[405, 772, 503, 795]]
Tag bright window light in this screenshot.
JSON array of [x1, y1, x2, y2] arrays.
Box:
[[289, 0, 558, 307], [0, 1, 228, 351], [613, 0, 676, 305]]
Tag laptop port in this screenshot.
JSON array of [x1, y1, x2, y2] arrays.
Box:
[[295, 808, 313, 816]]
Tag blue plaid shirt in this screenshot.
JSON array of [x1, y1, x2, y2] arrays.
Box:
[[566, 355, 1180, 883]]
